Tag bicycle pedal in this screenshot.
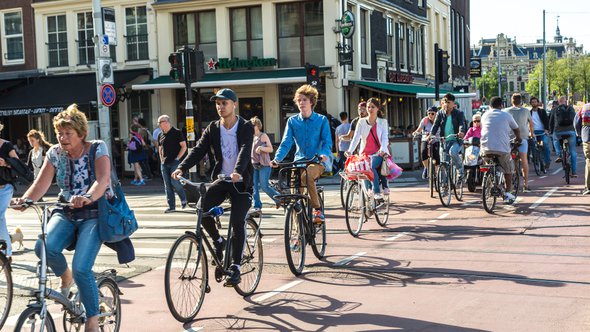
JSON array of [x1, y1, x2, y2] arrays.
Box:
[[205, 284, 211, 293]]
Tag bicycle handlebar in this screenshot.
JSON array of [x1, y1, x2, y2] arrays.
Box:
[[272, 154, 323, 167], [9, 199, 71, 209]]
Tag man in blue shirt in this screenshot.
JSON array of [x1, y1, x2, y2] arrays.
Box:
[[271, 84, 332, 223]]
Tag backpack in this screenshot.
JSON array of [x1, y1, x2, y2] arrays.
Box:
[[556, 105, 575, 126]]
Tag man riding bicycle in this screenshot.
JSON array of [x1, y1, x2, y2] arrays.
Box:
[[480, 96, 521, 203], [429, 93, 466, 179], [172, 88, 254, 287], [271, 84, 332, 224]]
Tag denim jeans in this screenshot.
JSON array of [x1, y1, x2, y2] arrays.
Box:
[[161, 160, 187, 209], [533, 130, 551, 165], [364, 155, 387, 194], [441, 140, 464, 176], [0, 184, 14, 256], [34, 212, 102, 318], [554, 131, 578, 174], [252, 166, 280, 209]]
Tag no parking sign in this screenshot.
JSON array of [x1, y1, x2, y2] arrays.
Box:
[[100, 84, 116, 107]]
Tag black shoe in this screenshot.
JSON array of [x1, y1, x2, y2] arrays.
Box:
[[555, 157, 562, 163], [164, 208, 176, 214], [213, 237, 226, 263], [225, 265, 241, 287], [181, 201, 188, 209]]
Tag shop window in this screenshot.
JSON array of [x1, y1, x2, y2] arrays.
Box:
[[128, 92, 150, 132], [277, 1, 324, 68], [2, 10, 24, 64], [47, 14, 68, 67], [239, 98, 264, 123], [173, 11, 217, 64], [125, 6, 148, 61], [231, 6, 263, 60]]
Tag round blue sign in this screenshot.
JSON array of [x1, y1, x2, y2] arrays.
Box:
[[100, 84, 116, 107]]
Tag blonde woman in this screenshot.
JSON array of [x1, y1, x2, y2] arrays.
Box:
[[250, 116, 279, 213], [0, 122, 19, 260], [27, 129, 52, 179]]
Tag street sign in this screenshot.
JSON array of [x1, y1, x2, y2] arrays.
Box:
[[98, 58, 113, 84], [99, 43, 110, 57], [102, 8, 117, 45], [340, 11, 355, 39], [100, 83, 116, 107]]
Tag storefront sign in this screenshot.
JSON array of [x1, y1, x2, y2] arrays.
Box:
[[470, 58, 482, 77], [339, 51, 353, 65], [387, 71, 414, 84], [340, 11, 355, 39], [0, 107, 63, 116], [210, 57, 277, 70]]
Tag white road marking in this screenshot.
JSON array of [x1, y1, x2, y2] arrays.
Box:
[[528, 179, 535, 183], [262, 238, 277, 243], [252, 280, 304, 303], [462, 199, 479, 206], [181, 328, 203, 332], [551, 168, 563, 175], [502, 197, 523, 210], [540, 176, 547, 179], [530, 187, 559, 209], [386, 232, 408, 241], [437, 213, 450, 219], [334, 252, 366, 266]]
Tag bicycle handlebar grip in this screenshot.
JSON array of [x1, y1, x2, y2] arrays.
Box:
[[208, 206, 224, 217]]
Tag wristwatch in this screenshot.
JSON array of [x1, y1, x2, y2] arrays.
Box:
[[82, 193, 94, 202]]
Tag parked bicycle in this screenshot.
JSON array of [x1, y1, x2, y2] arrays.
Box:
[[342, 171, 390, 237], [164, 176, 263, 323], [10, 200, 121, 332], [558, 134, 572, 184], [436, 134, 464, 207], [274, 155, 327, 276], [0, 240, 12, 330]]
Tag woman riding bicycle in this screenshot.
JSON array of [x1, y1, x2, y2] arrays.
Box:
[[345, 97, 390, 200], [413, 106, 440, 179], [12, 104, 113, 332]]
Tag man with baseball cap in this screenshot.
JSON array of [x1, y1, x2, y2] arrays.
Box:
[[172, 88, 254, 287]]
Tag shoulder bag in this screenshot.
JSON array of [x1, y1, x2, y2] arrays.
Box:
[[89, 142, 138, 243]]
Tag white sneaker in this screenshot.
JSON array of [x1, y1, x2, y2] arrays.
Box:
[[374, 193, 383, 200], [383, 188, 390, 195], [503, 192, 516, 204]]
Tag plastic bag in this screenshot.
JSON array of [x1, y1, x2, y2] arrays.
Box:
[[385, 157, 403, 180], [345, 155, 374, 181]]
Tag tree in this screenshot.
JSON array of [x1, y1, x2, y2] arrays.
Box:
[[476, 66, 499, 102]]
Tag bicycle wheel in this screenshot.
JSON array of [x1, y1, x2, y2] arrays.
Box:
[[164, 233, 208, 323], [437, 164, 452, 207], [429, 159, 436, 198], [97, 278, 121, 331], [344, 183, 364, 237], [481, 172, 497, 213], [453, 167, 464, 201], [339, 176, 348, 208], [562, 149, 570, 184], [235, 219, 263, 297], [284, 203, 306, 276], [311, 190, 327, 259], [512, 158, 521, 196], [15, 306, 56, 332], [375, 191, 390, 227], [532, 147, 542, 176], [0, 253, 12, 330]]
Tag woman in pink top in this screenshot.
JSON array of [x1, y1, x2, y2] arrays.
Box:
[[464, 113, 482, 141]]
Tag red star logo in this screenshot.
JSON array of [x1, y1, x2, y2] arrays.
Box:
[[207, 58, 217, 70]]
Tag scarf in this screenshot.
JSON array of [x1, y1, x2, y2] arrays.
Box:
[[56, 147, 73, 201]]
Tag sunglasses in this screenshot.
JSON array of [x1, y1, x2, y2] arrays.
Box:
[[473, 120, 481, 123], [428, 113, 436, 115]]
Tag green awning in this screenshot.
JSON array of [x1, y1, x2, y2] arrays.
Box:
[[133, 68, 309, 90], [351, 80, 449, 95]]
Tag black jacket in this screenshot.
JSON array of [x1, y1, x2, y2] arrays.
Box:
[[431, 108, 467, 138], [530, 108, 549, 131], [178, 116, 254, 188]]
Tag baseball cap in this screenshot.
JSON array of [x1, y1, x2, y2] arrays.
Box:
[[427, 106, 438, 113], [210, 88, 237, 102]]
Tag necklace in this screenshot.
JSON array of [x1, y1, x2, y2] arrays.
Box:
[[67, 143, 86, 159]]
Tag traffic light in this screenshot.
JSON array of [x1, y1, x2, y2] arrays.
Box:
[[436, 49, 449, 84], [168, 52, 184, 83], [306, 63, 320, 86], [188, 50, 205, 82]]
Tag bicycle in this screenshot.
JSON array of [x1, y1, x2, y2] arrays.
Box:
[[274, 155, 327, 276], [342, 171, 390, 237], [0, 240, 12, 330], [480, 152, 520, 213], [164, 176, 263, 323], [10, 200, 121, 332], [436, 134, 464, 207], [528, 135, 546, 176], [510, 140, 522, 195], [558, 134, 572, 184], [339, 170, 351, 208], [413, 132, 439, 198]]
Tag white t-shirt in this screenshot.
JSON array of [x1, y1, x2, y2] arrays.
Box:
[[220, 120, 239, 176], [531, 110, 544, 131], [481, 109, 519, 154]]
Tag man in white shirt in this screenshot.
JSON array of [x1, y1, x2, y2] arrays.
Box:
[[504, 93, 534, 191]]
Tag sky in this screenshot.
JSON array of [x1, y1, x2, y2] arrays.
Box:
[[470, 0, 590, 52]]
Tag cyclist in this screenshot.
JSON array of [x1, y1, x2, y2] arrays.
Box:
[[345, 97, 390, 200], [172, 88, 254, 287], [480, 96, 521, 203], [574, 103, 590, 195], [505, 93, 534, 191], [529, 96, 551, 170], [413, 106, 440, 179], [429, 93, 467, 179], [271, 84, 332, 224], [549, 96, 578, 178]]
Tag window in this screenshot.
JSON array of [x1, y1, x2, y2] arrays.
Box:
[[125, 6, 148, 61], [2, 10, 24, 64], [360, 8, 368, 65], [398, 23, 406, 70], [47, 15, 68, 67], [231, 6, 262, 59], [386, 17, 395, 66], [277, 1, 324, 68], [128, 92, 150, 130], [409, 27, 415, 70], [77, 12, 116, 65], [417, 27, 423, 74], [460, 15, 464, 67], [509, 81, 514, 92], [173, 11, 217, 64]]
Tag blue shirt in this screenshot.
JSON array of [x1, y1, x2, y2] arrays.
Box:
[[275, 111, 333, 171]]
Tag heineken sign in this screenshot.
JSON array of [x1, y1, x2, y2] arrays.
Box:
[[340, 11, 355, 39], [208, 57, 277, 70]]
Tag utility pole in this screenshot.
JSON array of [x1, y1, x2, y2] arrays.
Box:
[[542, 9, 547, 107], [497, 34, 502, 98]]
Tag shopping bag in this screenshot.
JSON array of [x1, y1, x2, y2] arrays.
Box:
[[385, 157, 403, 180], [345, 155, 374, 181]]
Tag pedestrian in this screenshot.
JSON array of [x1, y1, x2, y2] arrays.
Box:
[[157, 115, 188, 213], [137, 118, 154, 179], [26, 129, 52, 179], [549, 96, 578, 177], [341, 101, 368, 142], [14, 137, 29, 162], [250, 116, 279, 213], [505, 93, 534, 191], [574, 103, 590, 195], [334, 111, 351, 174], [128, 124, 147, 186], [529, 96, 551, 170], [0, 122, 18, 261]]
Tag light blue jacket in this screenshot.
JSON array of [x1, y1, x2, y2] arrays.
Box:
[[275, 111, 333, 172]]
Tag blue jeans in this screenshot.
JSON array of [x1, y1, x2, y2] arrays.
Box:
[[554, 131, 578, 174], [0, 184, 14, 256], [34, 213, 102, 318], [442, 140, 464, 176], [161, 160, 187, 209], [364, 155, 387, 194], [533, 130, 551, 165], [252, 166, 280, 209]]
